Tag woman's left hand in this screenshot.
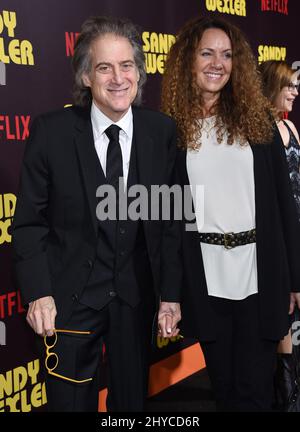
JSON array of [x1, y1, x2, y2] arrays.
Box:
[[158, 301, 181, 338]]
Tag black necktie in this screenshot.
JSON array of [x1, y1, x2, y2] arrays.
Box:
[[105, 124, 123, 187]]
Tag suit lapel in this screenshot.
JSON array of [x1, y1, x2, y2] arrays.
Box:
[[74, 111, 101, 235], [132, 109, 154, 188], [177, 148, 190, 186]]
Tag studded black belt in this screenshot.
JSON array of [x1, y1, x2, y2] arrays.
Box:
[[198, 228, 256, 249]]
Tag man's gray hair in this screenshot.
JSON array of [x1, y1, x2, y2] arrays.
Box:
[[72, 16, 147, 107]]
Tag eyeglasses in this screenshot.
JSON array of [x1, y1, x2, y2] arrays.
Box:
[[288, 82, 299, 92], [44, 329, 93, 384]]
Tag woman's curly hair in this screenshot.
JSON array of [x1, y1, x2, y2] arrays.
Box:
[[161, 16, 274, 149]]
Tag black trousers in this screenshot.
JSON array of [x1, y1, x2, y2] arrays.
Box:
[[43, 295, 154, 412], [200, 294, 278, 412]]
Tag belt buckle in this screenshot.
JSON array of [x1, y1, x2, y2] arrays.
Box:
[[224, 232, 234, 249]]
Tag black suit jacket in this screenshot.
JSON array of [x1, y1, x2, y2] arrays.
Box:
[[12, 106, 182, 327], [177, 125, 300, 341]]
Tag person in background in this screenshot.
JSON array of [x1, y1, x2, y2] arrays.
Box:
[[12, 15, 181, 412], [260, 60, 300, 409], [161, 16, 300, 411]]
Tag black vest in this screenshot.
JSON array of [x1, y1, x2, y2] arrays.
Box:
[[79, 137, 152, 310]]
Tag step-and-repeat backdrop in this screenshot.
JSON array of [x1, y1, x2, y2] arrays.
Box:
[[0, 0, 299, 412]]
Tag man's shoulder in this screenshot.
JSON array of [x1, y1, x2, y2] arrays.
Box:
[[132, 106, 175, 126], [34, 105, 90, 127]]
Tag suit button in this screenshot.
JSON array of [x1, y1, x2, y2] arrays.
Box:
[[109, 291, 117, 297], [119, 227, 125, 234], [119, 251, 125, 256], [72, 293, 78, 301], [85, 259, 93, 268]]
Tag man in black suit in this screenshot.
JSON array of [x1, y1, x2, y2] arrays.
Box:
[[12, 16, 181, 412]]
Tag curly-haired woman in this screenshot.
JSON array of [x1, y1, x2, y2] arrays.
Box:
[[161, 16, 300, 411], [260, 60, 300, 410]]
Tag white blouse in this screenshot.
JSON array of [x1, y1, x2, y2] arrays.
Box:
[[186, 117, 258, 300]]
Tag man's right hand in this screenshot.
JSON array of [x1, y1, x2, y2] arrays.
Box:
[[26, 296, 57, 337]]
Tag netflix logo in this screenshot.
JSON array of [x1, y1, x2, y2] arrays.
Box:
[[0, 290, 25, 320], [261, 0, 288, 15], [65, 31, 80, 57], [0, 115, 30, 141]]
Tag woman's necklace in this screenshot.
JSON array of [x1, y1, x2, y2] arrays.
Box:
[[202, 117, 216, 139]]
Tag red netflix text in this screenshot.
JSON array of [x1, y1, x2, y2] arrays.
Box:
[[261, 0, 288, 15], [0, 291, 25, 319], [65, 32, 80, 57], [0, 115, 30, 141]]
